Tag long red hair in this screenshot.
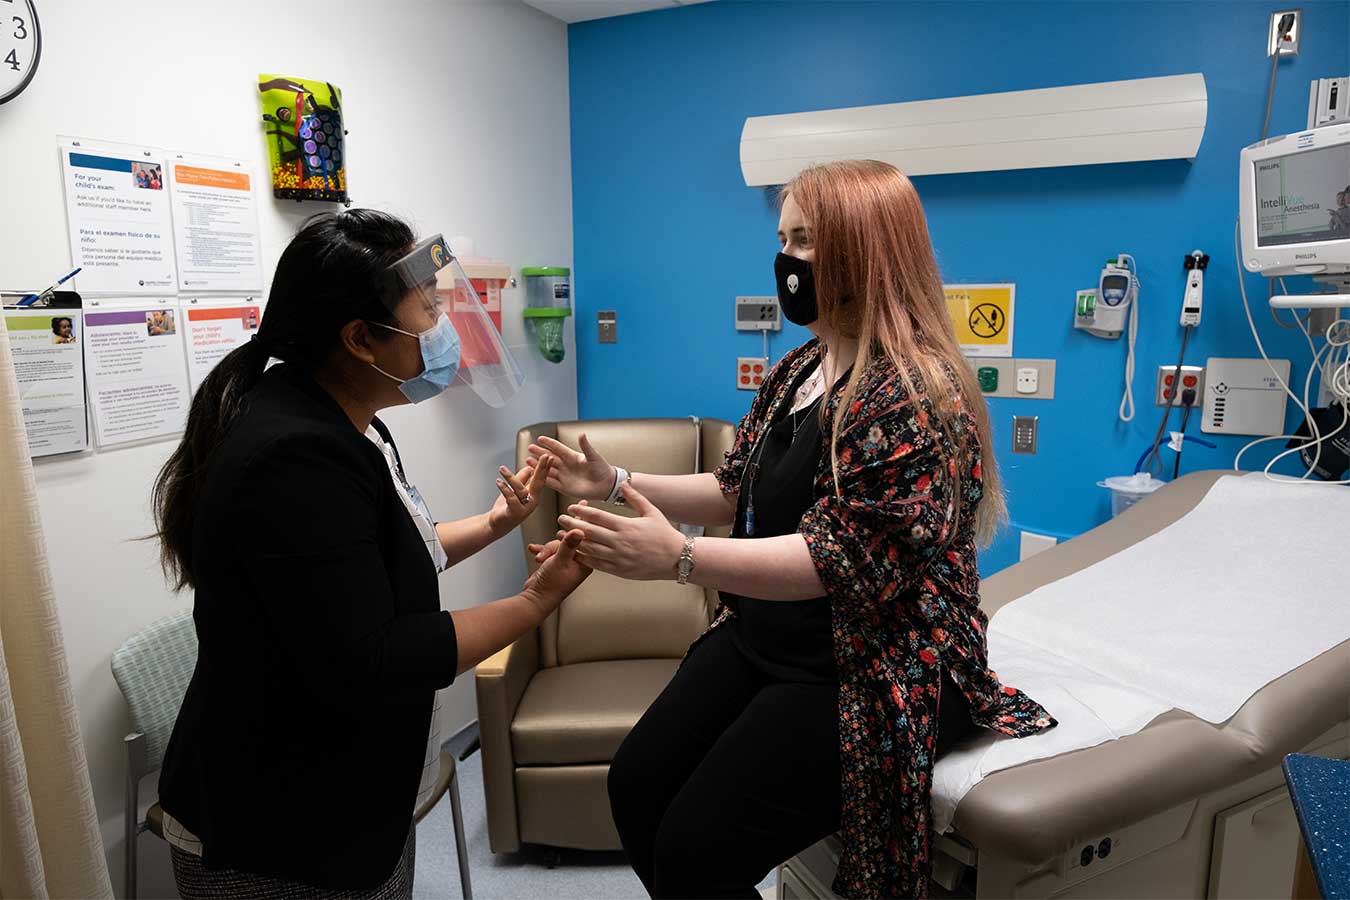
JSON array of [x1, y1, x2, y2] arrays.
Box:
[[784, 160, 1005, 544]]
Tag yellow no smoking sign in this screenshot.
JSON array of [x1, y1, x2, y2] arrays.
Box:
[[944, 283, 1015, 357]]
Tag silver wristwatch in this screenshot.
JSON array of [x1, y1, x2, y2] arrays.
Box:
[[675, 536, 696, 584]]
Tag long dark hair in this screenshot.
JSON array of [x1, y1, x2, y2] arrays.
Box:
[[152, 209, 415, 590]]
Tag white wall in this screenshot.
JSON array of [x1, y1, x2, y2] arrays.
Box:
[[0, 1, 576, 894]]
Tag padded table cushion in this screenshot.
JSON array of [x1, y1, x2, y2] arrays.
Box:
[[511, 658, 680, 766], [955, 471, 1350, 864]]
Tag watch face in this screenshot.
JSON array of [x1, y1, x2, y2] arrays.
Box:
[[0, 0, 40, 106]]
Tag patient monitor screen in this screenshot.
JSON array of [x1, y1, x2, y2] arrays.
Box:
[[1254, 143, 1350, 247]]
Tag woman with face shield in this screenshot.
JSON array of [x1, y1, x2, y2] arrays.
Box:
[[151, 209, 589, 898], [531, 161, 1055, 899]]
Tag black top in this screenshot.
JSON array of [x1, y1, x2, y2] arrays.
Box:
[[158, 363, 458, 890], [725, 360, 836, 682]]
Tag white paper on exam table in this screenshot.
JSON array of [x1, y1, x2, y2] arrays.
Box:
[[931, 473, 1350, 833], [931, 631, 1171, 833], [994, 474, 1350, 723]]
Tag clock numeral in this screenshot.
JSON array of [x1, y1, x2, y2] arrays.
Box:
[[12, 16, 25, 39], [4, 48, 18, 71]]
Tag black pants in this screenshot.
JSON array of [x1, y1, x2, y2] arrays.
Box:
[[608, 626, 971, 899]]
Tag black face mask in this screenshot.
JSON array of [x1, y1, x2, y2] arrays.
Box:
[[774, 252, 818, 326]]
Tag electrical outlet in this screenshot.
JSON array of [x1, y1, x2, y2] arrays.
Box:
[[1012, 415, 1038, 454], [737, 356, 768, 391], [1268, 9, 1301, 57], [1012, 358, 1057, 400], [597, 311, 617, 343], [1156, 365, 1205, 407]]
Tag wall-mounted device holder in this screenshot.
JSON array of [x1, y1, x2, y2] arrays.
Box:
[[1075, 256, 1136, 338], [522, 267, 571, 364], [1180, 251, 1209, 326]]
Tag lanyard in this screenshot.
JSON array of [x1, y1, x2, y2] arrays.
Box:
[[738, 369, 825, 537]]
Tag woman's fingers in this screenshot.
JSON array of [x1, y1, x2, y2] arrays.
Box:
[[564, 503, 627, 530], [536, 435, 580, 463], [576, 541, 616, 561], [556, 515, 615, 546], [578, 432, 604, 463], [620, 483, 659, 516], [499, 466, 531, 503], [525, 455, 551, 496], [495, 477, 520, 507], [540, 530, 585, 566]]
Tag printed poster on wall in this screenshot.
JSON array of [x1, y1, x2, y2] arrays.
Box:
[[167, 153, 265, 292], [183, 297, 264, 392], [58, 137, 177, 295], [1, 307, 89, 457], [83, 298, 190, 447], [943, 283, 1015, 358]]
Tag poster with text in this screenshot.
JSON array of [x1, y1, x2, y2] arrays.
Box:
[[1, 308, 89, 457], [943, 284, 1016, 358], [83, 299, 190, 447], [59, 137, 177, 294], [184, 298, 264, 392], [168, 154, 264, 292]]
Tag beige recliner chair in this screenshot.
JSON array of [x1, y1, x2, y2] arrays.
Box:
[[475, 417, 735, 854]]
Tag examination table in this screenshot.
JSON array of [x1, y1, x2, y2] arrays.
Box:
[[778, 470, 1350, 899]]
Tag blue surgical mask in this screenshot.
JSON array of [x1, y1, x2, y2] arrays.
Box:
[[370, 314, 461, 403]]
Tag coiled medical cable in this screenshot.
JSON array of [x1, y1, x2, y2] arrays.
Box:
[[1234, 219, 1350, 484], [1117, 254, 1140, 422]]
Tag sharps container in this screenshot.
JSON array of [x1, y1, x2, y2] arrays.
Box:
[[521, 267, 572, 364]]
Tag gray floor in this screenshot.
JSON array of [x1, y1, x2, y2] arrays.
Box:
[[413, 750, 776, 899]]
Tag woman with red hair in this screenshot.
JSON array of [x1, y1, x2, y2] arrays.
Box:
[[534, 160, 1055, 899]]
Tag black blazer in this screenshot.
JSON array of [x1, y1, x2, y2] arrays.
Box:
[[159, 363, 458, 889]]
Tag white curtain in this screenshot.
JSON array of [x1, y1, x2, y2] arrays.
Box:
[[0, 314, 113, 899]]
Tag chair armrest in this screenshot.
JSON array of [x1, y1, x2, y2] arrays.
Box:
[[475, 632, 540, 853]]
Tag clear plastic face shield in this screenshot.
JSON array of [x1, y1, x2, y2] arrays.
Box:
[[381, 235, 525, 408]]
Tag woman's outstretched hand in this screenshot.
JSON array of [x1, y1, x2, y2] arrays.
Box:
[[556, 484, 685, 581], [526, 434, 616, 501], [488, 455, 552, 534]]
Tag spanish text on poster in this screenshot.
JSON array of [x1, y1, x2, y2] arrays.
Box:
[[184, 297, 264, 392], [168, 154, 264, 292], [1, 308, 89, 457], [84, 299, 190, 447], [943, 284, 1016, 358], [59, 137, 178, 295]]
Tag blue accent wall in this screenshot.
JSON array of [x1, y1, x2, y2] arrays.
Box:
[[568, 1, 1350, 572]]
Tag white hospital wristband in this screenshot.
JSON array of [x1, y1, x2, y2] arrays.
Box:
[[607, 466, 631, 504]]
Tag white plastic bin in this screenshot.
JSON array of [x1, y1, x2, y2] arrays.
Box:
[[1098, 473, 1166, 517]]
